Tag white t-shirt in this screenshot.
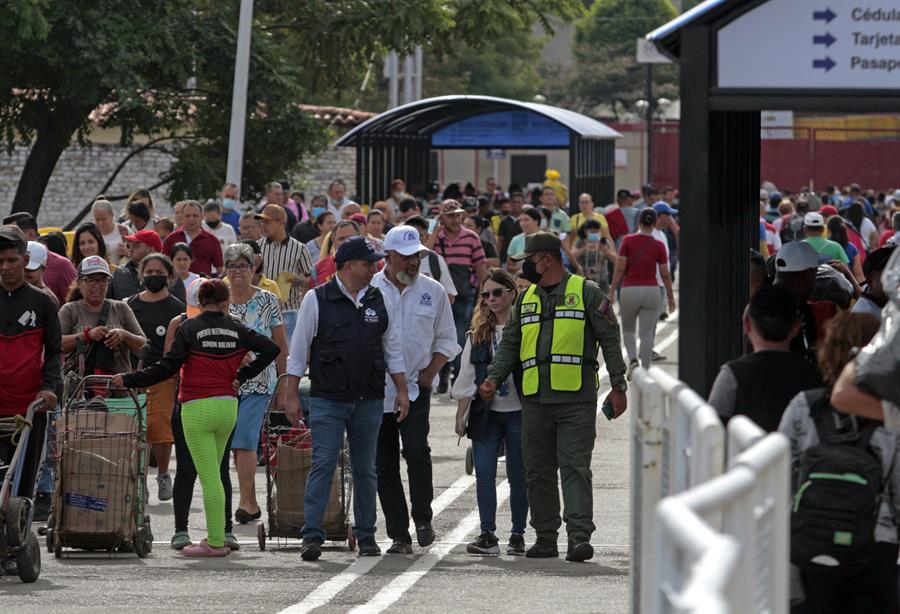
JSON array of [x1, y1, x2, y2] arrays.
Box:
[[651, 228, 670, 287], [859, 217, 878, 250], [103, 228, 123, 264], [203, 221, 236, 256]]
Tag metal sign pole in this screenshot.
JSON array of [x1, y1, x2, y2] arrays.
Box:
[[226, 0, 254, 192]]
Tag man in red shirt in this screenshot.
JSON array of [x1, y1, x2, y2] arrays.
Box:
[[162, 200, 224, 275], [0, 225, 61, 505]]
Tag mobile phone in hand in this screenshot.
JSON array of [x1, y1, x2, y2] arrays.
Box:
[[601, 399, 615, 420]]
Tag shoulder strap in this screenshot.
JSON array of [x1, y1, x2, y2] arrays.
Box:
[[427, 250, 441, 282], [96, 299, 112, 327], [618, 236, 655, 288]]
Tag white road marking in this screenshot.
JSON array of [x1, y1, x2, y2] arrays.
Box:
[[278, 474, 475, 614], [348, 481, 512, 614]]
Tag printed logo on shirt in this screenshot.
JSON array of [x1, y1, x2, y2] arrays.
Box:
[[419, 292, 432, 306], [155, 325, 166, 337], [17, 310, 36, 327], [364, 308, 379, 323]]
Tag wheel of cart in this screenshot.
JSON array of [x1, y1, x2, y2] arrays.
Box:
[[51, 375, 150, 558], [257, 374, 354, 551], [0, 399, 46, 582]]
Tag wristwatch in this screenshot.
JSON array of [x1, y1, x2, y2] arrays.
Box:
[[611, 381, 628, 392]]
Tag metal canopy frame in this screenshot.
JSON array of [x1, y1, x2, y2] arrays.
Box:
[[336, 95, 621, 208], [648, 0, 900, 396]]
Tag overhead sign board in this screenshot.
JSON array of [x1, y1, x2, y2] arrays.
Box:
[[636, 38, 673, 64], [718, 0, 900, 89], [431, 111, 570, 148]]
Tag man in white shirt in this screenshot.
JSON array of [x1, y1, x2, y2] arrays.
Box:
[[284, 237, 408, 561], [371, 225, 459, 554], [202, 200, 237, 256], [404, 215, 457, 303], [326, 179, 352, 216]]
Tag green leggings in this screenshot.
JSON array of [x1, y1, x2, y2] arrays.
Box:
[[181, 397, 238, 548]]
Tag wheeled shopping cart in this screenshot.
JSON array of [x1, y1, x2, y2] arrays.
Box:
[[257, 375, 354, 551], [45, 375, 152, 558], [0, 399, 46, 582]]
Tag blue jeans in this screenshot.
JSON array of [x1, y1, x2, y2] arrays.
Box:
[[302, 397, 383, 542], [472, 410, 528, 535], [450, 297, 475, 376]]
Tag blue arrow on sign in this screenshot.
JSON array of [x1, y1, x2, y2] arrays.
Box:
[[813, 57, 836, 72], [813, 8, 836, 23], [813, 32, 836, 47]]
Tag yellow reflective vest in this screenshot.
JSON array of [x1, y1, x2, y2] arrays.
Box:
[[518, 275, 587, 395]]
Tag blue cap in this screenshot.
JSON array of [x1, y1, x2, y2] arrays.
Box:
[[335, 236, 384, 264], [652, 201, 677, 216], [769, 191, 782, 202]]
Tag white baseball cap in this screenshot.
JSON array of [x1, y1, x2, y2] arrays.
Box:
[[775, 241, 819, 273], [78, 255, 111, 278], [803, 212, 825, 228], [25, 241, 48, 271], [383, 225, 429, 256]]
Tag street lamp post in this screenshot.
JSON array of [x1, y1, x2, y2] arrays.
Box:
[[226, 0, 254, 194]]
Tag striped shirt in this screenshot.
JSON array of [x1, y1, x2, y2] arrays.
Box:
[[434, 227, 486, 270], [258, 235, 313, 310]]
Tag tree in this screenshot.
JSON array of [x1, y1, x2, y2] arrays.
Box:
[[0, 0, 581, 220], [553, 0, 679, 117]]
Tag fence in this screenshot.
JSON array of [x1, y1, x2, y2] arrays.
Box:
[[630, 366, 790, 614]]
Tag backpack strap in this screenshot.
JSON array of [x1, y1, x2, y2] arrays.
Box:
[[808, 387, 878, 449], [427, 250, 441, 283]]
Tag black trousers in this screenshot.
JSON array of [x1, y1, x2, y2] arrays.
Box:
[[793, 541, 899, 614], [0, 411, 47, 500], [171, 403, 234, 534], [376, 389, 433, 543]]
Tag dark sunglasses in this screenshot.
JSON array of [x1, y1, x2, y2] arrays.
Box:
[[480, 288, 513, 300]]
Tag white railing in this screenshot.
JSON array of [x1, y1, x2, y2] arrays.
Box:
[[630, 367, 790, 614], [630, 367, 725, 611]]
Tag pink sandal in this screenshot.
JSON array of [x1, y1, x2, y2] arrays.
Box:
[[183, 539, 231, 557]]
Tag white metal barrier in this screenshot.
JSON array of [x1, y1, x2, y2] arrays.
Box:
[[630, 367, 790, 614], [630, 366, 726, 611]]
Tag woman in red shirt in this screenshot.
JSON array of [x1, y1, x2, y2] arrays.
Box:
[[609, 207, 675, 378]]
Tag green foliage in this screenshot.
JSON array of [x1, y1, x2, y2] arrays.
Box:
[[0, 0, 581, 215], [555, 0, 679, 116]]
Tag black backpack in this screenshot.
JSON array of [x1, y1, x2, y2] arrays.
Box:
[[790, 389, 885, 572], [780, 214, 804, 244]]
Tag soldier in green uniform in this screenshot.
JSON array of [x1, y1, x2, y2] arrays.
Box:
[[479, 232, 627, 562]]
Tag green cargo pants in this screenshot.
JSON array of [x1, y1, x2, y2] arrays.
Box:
[[521, 399, 597, 543]]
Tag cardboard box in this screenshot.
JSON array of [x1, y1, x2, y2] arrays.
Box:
[[274, 444, 345, 532], [57, 435, 142, 537], [56, 410, 138, 437]]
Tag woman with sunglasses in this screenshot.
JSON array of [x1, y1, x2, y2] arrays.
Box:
[[451, 269, 528, 556]]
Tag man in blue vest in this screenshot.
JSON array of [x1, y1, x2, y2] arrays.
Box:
[[285, 236, 408, 561], [480, 232, 628, 562]]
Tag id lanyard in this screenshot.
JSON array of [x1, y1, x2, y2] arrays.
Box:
[[492, 330, 509, 397]]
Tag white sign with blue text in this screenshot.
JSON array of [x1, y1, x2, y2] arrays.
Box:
[[718, 0, 900, 89]]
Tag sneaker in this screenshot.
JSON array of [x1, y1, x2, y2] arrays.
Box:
[[507, 533, 526, 556], [436, 380, 449, 394], [224, 532, 240, 551], [659, 312, 668, 322], [156, 473, 173, 501], [625, 359, 639, 382], [652, 351, 666, 362], [1, 557, 17, 576], [525, 539, 559, 558], [357, 536, 381, 556], [301, 537, 322, 561], [33, 492, 51, 522], [183, 538, 230, 557], [416, 523, 435, 547], [171, 532, 192, 550], [466, 531, 500, 555], [566, 541, 594, 562], [386, 541, 413, 554]]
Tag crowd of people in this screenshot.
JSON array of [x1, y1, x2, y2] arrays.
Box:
[[2, 170, 899, 593]]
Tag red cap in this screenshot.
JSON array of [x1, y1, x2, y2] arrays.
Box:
[[350, 213, 367, 224], [819, 205, 839, 218], [124, 229, 163, 252]]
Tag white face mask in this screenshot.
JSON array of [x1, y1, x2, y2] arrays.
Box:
[[394, 191, 404, 199]]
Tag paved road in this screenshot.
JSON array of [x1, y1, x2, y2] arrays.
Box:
[[3, 313, 680, 613]]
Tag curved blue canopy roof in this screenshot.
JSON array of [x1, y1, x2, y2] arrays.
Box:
[[336, 95, 621, 149]]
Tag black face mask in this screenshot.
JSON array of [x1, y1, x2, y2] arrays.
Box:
[[521, 257, 544, 285], [143, 275, 168, 293], [206, 219, 221, 229]]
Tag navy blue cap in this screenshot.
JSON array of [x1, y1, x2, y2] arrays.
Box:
[[652, 201, 677, 216], [335, 236, 384, 264]]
